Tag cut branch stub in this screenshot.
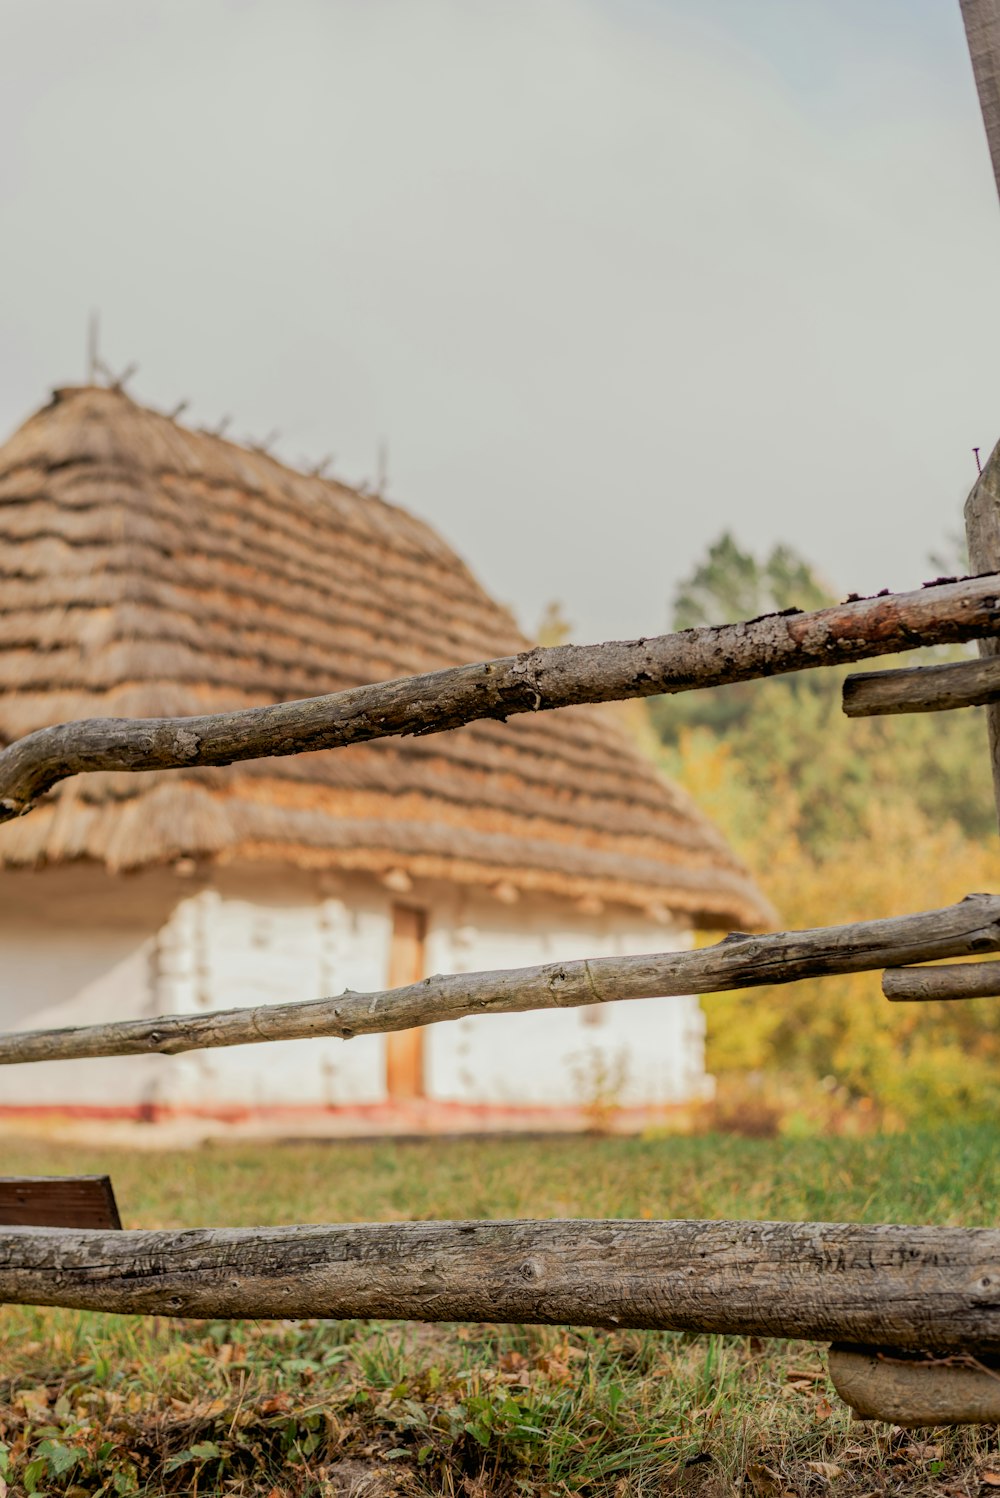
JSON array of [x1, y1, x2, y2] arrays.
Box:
[[882, 961, 1000, 1003], [843, 656, 1000, 717], [1, 574, 1000, 822], [1, 894, 999, 1066]]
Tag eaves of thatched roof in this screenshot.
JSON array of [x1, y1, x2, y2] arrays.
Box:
[[0, 386, 772, 929]]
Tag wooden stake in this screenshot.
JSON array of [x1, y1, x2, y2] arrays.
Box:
[[960, 0, 1000, 203], [966, 446, 1000, 833], [86, 311, 99, 385]]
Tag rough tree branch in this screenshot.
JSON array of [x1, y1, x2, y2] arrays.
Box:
[[1, 895, 998, 1066], [1, 574, 999, 822], [1, 1218, 998, 1352]]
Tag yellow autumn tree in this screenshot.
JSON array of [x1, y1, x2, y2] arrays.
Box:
[[662, 725, 1000, 1128]]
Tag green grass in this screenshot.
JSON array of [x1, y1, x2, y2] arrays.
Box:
[[1, 1126, 997, 1496]]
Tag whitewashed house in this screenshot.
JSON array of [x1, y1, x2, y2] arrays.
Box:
[[0, 386, 770, 1134]]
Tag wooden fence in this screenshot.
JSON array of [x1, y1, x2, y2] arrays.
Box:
[[4, 6, 1000, 1419], [2, 457, 1000, 1422]]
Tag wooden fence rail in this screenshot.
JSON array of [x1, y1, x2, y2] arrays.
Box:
[[843, 656, 1000, 717], [1, 895, 998, 1065], [882, 961, 1000, 1002], [2, 1218, 998, 1353], [1, 574, 1000, 824]]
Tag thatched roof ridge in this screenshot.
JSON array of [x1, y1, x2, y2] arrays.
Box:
[[0, 386, 771, 928]]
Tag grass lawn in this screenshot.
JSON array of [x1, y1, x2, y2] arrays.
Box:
[[1, 1126, 997, 1496]]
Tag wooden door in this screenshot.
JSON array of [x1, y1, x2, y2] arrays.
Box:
[[385, 905, 427, 1100]]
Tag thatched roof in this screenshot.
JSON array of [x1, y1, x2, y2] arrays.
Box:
[[0, 386, 770, 928]]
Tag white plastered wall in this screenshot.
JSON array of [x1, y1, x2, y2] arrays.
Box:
[[0, 864, 706, 1114], [421, 887, 704, 1108], [0, 865, 183, 1108], [160, 870, 387, 1109]]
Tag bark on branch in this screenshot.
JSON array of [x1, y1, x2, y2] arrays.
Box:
[[1, 1218, 998, 1352], [882, 961, 1000, 1002], [1, 575, 1000, 823], [1, 895, 999, 1066], [843, 657, 1000, 717]]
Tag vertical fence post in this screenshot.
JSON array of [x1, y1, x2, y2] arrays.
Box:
[[966, 449, 1000, 833], [961, 2, 1000, 831], [960, 0, 1000, 201]]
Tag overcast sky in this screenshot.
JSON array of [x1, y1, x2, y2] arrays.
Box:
[[2, 0, 999, 643]]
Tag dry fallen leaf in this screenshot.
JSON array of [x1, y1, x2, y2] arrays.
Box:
[[167, 1395, 228, 1421], [534, 1346, 582, 1382], [15, 1385, 50, 1411], [804, 1461, 843, 1479], [903, 1442, 942, 1461], [980, 1474, 1000, 1488], [747, 1463, 784, 1496], [814, 1397, 835, 1421]]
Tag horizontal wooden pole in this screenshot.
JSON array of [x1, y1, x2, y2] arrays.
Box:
[[1, 895, 999, 1066], [1, 574, 1000, 822], [883, 961, 1000, 1002], [843, 656, 1000, 717], [828, 1345, 1000, 1425], [1, 1218, 998, 1352]]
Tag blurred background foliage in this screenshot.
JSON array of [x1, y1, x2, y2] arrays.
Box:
[[643, 531, 1000, 1131]]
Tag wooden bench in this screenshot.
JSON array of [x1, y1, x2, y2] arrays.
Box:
[[0, 1176, 121, 1230]]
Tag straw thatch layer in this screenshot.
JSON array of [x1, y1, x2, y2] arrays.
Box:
[[0, 387, 770, 928]]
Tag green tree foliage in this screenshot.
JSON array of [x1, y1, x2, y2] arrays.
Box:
[[646, 532, 1000, 1126], [651, 533, 995, 851], [671, 530, 835, 629]]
